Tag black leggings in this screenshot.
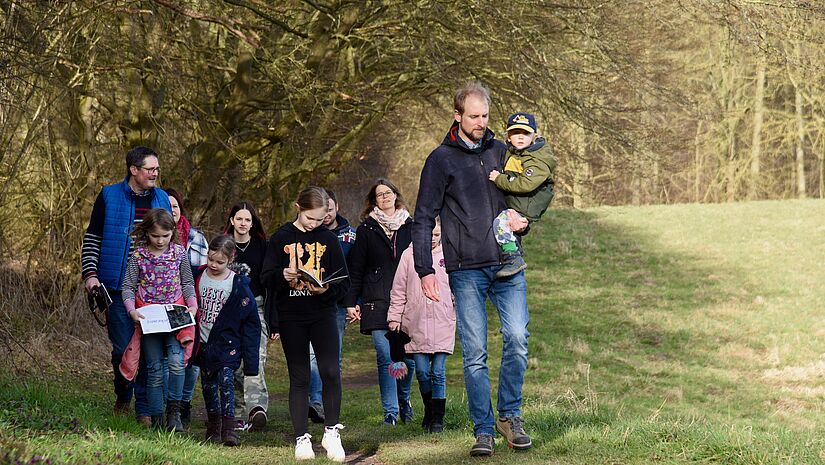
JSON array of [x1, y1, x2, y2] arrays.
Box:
[[280, 312, 342, 436]]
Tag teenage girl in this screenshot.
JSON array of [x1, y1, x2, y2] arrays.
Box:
[[387, 217, 456, 433], [224, 201, 271, 430], [260, 186, 349, 462], [120, 208, 198, 431], [193, 235, 261, 446]]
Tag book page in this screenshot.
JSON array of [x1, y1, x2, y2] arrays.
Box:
[[138, 304, 174, 334]]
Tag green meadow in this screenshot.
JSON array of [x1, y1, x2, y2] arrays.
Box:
[[3, 200, 825, 464]]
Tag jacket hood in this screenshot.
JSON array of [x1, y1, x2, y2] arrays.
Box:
[[441, 121, 497, 153]]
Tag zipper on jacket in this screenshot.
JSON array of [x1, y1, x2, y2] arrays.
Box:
[[478, 154, 504, 265]]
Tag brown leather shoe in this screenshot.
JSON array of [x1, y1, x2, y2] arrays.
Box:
[[136, 415, 152, 427]]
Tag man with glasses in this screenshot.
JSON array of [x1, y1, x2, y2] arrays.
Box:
[[412, 81, 532, 457], [81, 146, 172, 424]]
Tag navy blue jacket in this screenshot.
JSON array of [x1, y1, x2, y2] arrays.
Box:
[[412, 122, 509, 276], [193, 266, 261, 375]]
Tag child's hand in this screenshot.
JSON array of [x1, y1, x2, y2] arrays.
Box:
[[388, 321, 401, 332], [307, 283, 328, 294], [270, 333, 280, 341], [489, 170, 501, 182], [128, 309, 144, 322], [283, 267, 298, 284], [187, 306, 197, 317]]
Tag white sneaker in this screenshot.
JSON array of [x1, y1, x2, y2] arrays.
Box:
[[295, 433, 315, 460], [321, 424, 346, 462]]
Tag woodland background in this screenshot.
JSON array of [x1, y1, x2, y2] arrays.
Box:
[[3, 1, 825, 344]]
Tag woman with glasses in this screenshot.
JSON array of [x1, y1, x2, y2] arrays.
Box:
[[343, 179, 416, 426]]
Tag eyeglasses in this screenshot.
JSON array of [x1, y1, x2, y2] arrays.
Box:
[[140, 166, 160, 174], [375, 190, 395, 199]]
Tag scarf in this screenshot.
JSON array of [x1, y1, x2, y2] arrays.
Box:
[[369, 207, 410, 238], [176, 215, 191, 246]]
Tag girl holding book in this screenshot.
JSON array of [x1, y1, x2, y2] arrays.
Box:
[[261, 186, 349, 462], [120, 208, 198, 431]]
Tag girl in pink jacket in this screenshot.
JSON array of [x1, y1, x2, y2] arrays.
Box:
[[387, 219, 455, 433]]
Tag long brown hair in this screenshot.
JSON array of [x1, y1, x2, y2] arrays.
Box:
[[131, 208, 179, 247], [360, 178, 406, 220]]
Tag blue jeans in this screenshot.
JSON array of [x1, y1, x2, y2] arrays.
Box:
[[449, 266, 530, 437], [143, 332, 185, 415], [182, 364, 200, 402], [308, 305, 347, 404], [413, 353, 448, 399], [371, 329, 415, 418]]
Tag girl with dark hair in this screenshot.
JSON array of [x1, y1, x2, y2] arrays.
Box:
[[223, 201, 270, 430], [119, 208, 198, 431], [261, 186, 349, 462], [344, 179, 416, 426], [193, 235, 261, 447]]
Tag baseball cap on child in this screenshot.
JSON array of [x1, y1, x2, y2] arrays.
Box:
[[506, 112, 537, 133]]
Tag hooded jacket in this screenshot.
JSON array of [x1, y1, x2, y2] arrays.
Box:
[[387, 244, 455, 354], [412, 121, 509, 276], [343, 215, 413, 334], [260, 222, 350, 332], [192, 267, 261, 375], [495, 137, 556, 222]]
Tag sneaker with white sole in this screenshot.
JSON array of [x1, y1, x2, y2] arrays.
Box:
[[321, 424, 346, 462], [295, 433, 315, 460]]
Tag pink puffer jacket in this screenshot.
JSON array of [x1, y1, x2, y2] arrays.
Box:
[[387, 244, 455, 354]]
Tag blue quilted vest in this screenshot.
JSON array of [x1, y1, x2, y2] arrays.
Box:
[[98, 178, 171, 290]]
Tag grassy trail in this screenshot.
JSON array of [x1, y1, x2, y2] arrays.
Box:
[[3, 200, 825, 464]]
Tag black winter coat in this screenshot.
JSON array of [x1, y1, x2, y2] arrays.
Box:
[[343, 215, 412, 334]]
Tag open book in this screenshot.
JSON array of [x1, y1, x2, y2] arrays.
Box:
[[138, 304, 195, 334], [297, 267, 348, 287]]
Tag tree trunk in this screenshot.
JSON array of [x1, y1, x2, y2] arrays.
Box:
[[793, 41, 807, 199], [749, 54, 765, 200]]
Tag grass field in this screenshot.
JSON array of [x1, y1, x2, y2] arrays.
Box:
[[3, 199, 825, 464]]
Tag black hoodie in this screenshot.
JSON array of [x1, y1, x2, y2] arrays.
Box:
[[260, 222, 350, 331], [412, 121, 509, 276]]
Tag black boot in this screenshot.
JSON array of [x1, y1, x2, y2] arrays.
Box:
[[420, 391, 433, 432], [165, 400, 184, 432], [430, 398, 446, 433], [179, 400, 192, 429], [205, 412, 222, 443], [221, 416, 240, 447]]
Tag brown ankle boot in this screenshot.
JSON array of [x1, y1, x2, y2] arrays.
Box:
[[205, 412, 222, 443], [221, 416, 240, 447]]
